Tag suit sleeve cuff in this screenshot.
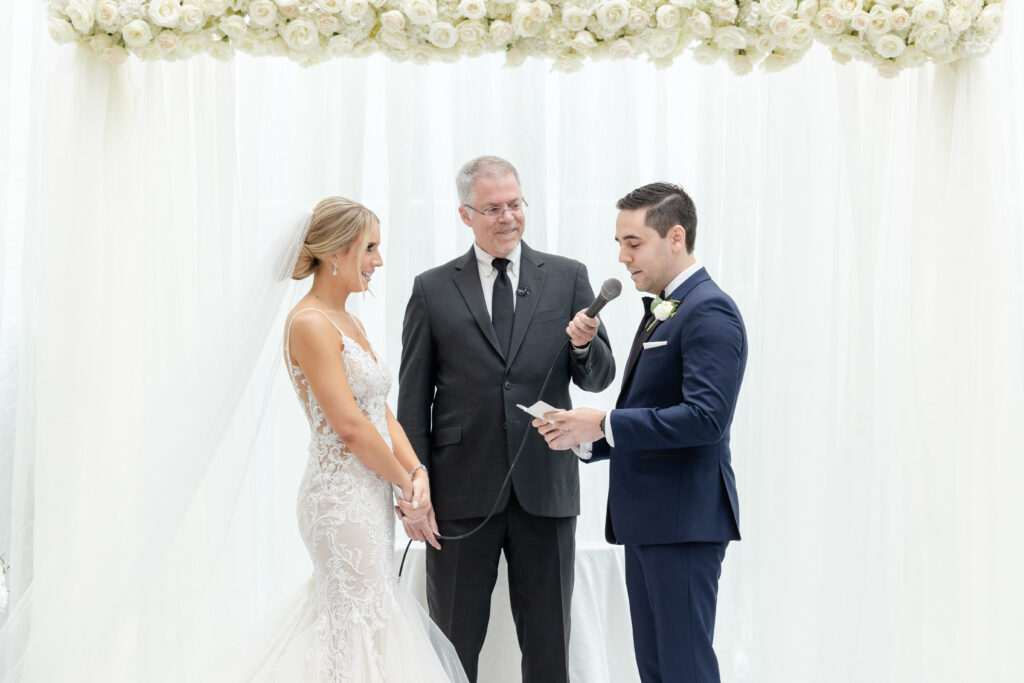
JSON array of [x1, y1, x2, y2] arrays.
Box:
[[571, 343, 591, 359], [573, 443, 593, 460]]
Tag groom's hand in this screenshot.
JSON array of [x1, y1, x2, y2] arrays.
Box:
[[532, 408, 605, 450]]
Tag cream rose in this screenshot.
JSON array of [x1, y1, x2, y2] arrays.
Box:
[[891, 7, 910, 31], [148, 0, 181, 29], [219, 15, 247, 38], [249, 2, 277, 27], [596, 1, 630, 32], [850, 10, 870, 33], [505, 45, 527, 67], [946, 7, 970, 33], [911, 1, 945, 27], [912, 23, 950, 52], [714, 26, 747, 51], [656, 5, 681, 29], [833, 0, 862, 19], [379, 29, 407, 49], [280, 4, 301, 19], [456, 20, 486, 43], [104, 45, 130, 64], [122, 19, 154, 47], [489, 19, 514, 45], [689, 10, 713, 39], [381, 11, 405, 31], [896, 44, 927, 68], [868, 5, 893, 35], [180, 4, 205, 31], [875, 60, 900, 79], [769, 14, 792, 37], [282, 18, 319, 50], [458, 0, 487, 20], [562, 7, 590, 32], [96, 1, 120, 29], [180, 33, 205, 53], [511, 4, 543, 37], [327, 34, 354, 55], [874, 32, 906, 58], [317, 13, 341, 34], [609, 37, 635, 58], [728, 51, 753, 75], [343, 0, 370, 23], [753, 32, 775, 54], [788, 22, 813, 50], [200, 0, 228, 14], [976, 5, 1004, 38], [427, 21, 457, 47], [714, 4, 738, 22], [647, 28, 678, 58], [762, 0, 796, 14], [816, 8, 844, 34], [797, 0, 818, 25], [405, 0, 438, 26], [318, 0, 343, 11], [48, 17, 77, 43], [628, 8, 650, 32], [691, 42, 718, 65], [571, 29, 597, 52], [156, 29, 180, 52], [65, 0, 95, 33], [353, 39, 379, 57]]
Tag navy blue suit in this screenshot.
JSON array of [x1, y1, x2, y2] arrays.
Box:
[[588, 267, 746, 683]]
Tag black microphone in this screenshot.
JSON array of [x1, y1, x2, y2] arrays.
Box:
[[583, 278, 622, 317]]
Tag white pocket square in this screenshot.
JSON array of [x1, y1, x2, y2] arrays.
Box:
[[642, 340, 668, 350]]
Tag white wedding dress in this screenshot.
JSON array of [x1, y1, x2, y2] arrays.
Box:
[[229, 308, 467, 682]]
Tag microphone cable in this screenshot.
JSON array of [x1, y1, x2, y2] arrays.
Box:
[[398, 337, 571, 579]]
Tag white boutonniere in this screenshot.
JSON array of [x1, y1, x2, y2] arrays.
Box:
[[647, 296, 680, 331]]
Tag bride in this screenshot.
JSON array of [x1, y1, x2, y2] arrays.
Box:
[[238, 197, 467, 682]]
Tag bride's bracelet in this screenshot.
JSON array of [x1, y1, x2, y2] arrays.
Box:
[[409, 464, 427, 481]]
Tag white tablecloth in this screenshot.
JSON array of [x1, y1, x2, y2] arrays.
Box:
[[395, 541, 640, 683]]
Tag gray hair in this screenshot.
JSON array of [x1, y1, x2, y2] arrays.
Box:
[[455, 156, 522, 206]]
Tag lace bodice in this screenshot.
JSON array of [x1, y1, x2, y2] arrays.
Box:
[[283, 308, 396, 682]]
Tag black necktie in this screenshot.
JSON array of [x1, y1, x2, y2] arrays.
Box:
[[622, 296, 655, 385], [491, 258, 513, 357]]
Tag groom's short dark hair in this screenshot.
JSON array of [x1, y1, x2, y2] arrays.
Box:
[[616, 183, 697, 253]]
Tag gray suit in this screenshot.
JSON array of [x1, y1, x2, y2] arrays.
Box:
[[398, 241, 614, 681]]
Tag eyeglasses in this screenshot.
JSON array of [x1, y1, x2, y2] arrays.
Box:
[[462, 199, 528, 219]]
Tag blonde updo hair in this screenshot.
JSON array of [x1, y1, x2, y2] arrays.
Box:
[[292, 197, 379, 280]]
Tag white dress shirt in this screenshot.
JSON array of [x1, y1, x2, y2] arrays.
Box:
[[580, 260, 702, 459], [474, 242, 521, 316]]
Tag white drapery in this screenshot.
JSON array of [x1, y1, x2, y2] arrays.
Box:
[[2, 2, 1023, 681]]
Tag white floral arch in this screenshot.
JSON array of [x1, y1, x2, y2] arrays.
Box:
[[47, 0, 1005, 76]]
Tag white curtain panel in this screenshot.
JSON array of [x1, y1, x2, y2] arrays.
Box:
[[2, 2, 1024, 681]]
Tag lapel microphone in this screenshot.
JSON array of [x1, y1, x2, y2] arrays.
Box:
[[516, 285, 531, 297]]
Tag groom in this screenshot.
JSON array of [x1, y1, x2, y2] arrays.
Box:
[[534, 182, 746, 683]]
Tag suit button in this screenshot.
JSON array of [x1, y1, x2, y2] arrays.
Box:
[[504, 381, 512, 390]]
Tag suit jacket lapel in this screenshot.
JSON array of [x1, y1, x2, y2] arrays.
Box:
[[506, 243, 546, 367], [452, 247, 504, 359], [617, 268, 712, 401]]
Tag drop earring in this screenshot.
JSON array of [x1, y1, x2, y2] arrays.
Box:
[[332, 262, 338, 276]]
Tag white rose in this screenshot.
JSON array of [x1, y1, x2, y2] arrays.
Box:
[[796, 0, 818, 25], [380, 11, 405, 31], [753, 32, 775, 54], [609, 37, 635, 58], [281, 18, 319, 50], [280, 4, 300, 19], [180, 4, 205, 31], [832, 33, 865, 58], [428, 21, 457, 47], [689, 10, 713, 38], [656, 5, 681, 29], [181, 33, 205, 53], [489, 19, 514, 45], [715, 4, 739, 23], [896, 43, 927, 68], [200, 0, 228, 14], [553, 51, 585, 72], [511, 4, 542, 37], [673, 0, 696, 9], [103, 44, 129, 64], [219, 15, 247, 38], [318, 0, 343, 12], [456, 20, 486, 43], [505, 45, 527, 67], [379, 29, 407, 49], [527, 1, 552, 22], [86, 33, 114, 53], [833, 0, 862, 19], [714, 25, 746, 51], [975, 5, 1004, 38], [816, 7, 844, 34], [343, 0, 369, 23], [891, 7, 910, 31], [209, 42, 234, 60], [405, 0, 438, 26], [156, 29, 180, 52], [122, 19, 153, 47], [96, 1, 120, 29], [849, 10, 870, 33], [148, 0, 181, 29], [353, 39, 378, 57], [317, 13, 340, 34], [762, 51, 792, 71], [946, 7, 970, 33], [868, 5, 893, 35], [710, 0, 735, 7], [691, 42, 718, 65], [458, 0, 487, 20], [647, 28, 678, 57], [728, 51, 753, 75], [628, 8, 650, 31], [957, 0, 983, 17], [761, 0, 796, 14], [328, 34, 354, 54], [911, 1, 945, 26], [570, 29, 597, 52], [768, 14, 792, 37], [874, 32, 906, 58], [65, 0, 95, 33], [249, 0, 278, 27], [911, 22, 949, 52], [876, 59, 900, 79], [562, 7, 590, 32], [788, 21, 812, 49], [48, 17, 78, 43], [596, 1, 630, 32]]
